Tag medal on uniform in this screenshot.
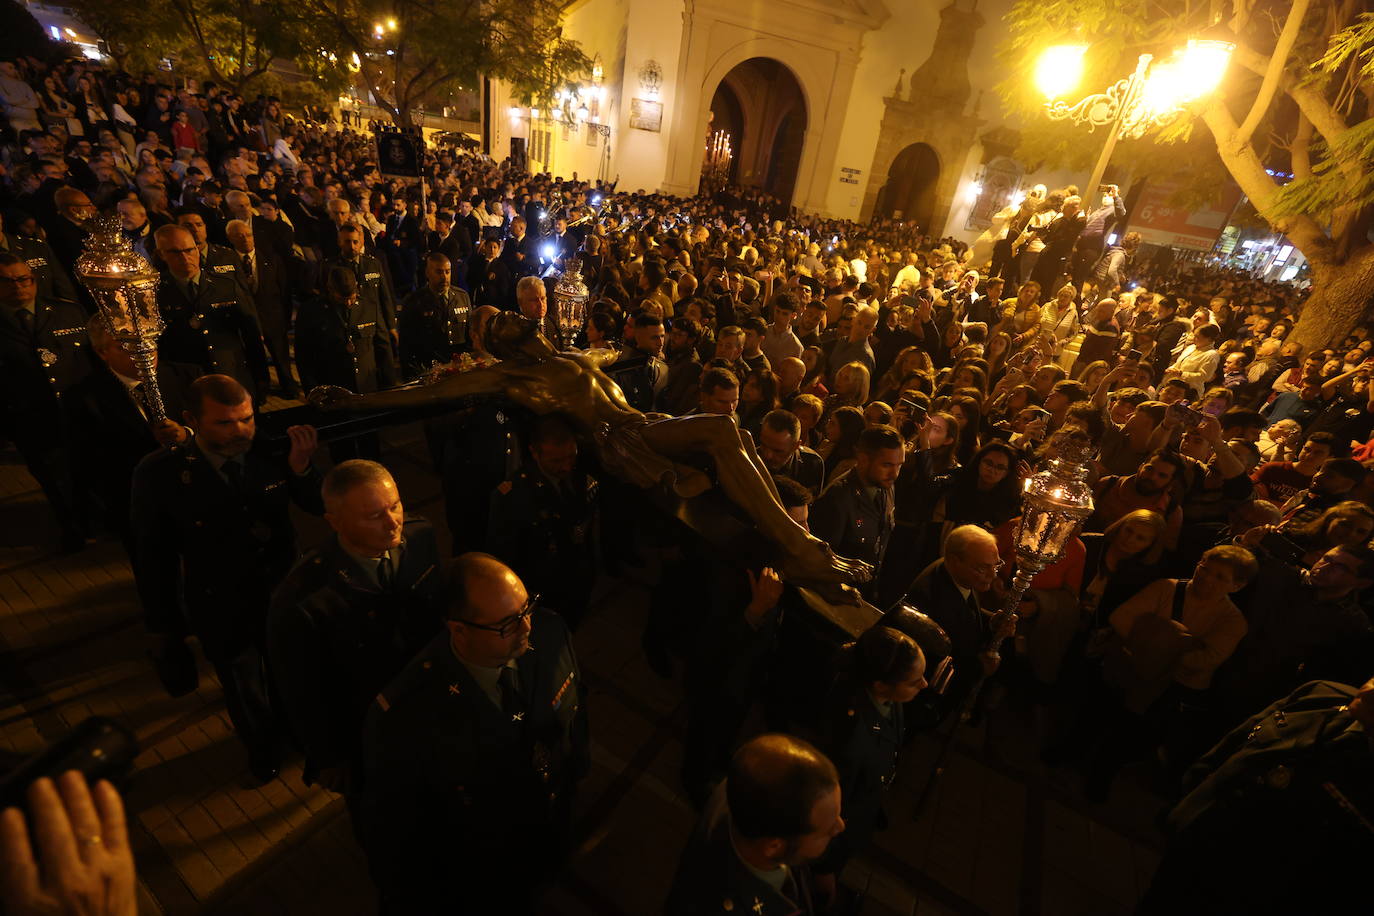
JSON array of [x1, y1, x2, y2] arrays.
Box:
[[532, 741, 552, 782], [37, 348, 57, 366]]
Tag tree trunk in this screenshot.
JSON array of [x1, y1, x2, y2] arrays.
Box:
[[1290, 243, 1374, 354]]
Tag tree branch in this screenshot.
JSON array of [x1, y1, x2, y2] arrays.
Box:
[[1236, 0, 1310, 145], [1201, 99, 1331, 257], [1291, 112, 1313, 179]]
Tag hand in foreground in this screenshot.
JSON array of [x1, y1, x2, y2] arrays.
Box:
[[151, 419, 188, 447], [0, 771, 136, 916], [745, 567, 784, 623], [286, 425, 320, 475], [306, 385, 356, 409]]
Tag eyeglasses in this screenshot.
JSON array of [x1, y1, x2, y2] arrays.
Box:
[[459, 593, 539, 638]]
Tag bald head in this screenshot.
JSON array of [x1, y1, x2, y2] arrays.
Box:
[[943, 524, 1002, 591], [727, 734, 840, 844], [445, 552, 533, 666]]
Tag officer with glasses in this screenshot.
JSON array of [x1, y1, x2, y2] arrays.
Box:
[[358, 552, 589, 915]]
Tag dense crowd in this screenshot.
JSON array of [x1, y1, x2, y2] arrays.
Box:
[[2, 57, 1372, 916]]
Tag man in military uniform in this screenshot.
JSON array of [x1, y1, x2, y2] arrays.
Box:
[[295, 265, 397, 396], [397, 252, 472, 379], [359, 552, 588, 915], [667, 733, 844, 916], [175, 210, 248, 293], [325, 223, 397, 354], [268, 460, 443, 795], [1141, 677, 1374, 914], [756, 408, 825, 498], [487, 414, 598, 629], [0, 252, 93, 551], [0, 211, 79, 304], [153, 225, 270, 403], [810, 425, 904, 579], [130, 375, 322, 783]]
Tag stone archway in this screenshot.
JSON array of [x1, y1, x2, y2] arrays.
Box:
[[661, 2, 890, 216], [701, 57, 808, 205], [876, 143, 941, 232]]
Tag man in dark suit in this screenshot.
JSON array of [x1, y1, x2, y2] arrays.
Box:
[[65, 315, 199, 538], [253, 196, 297, 263], [226, 218, 297, 397], [1148, 296, 1189, 382], [398, 252, 472, 379], [903, 525, 1006, 719], [455, 199, 482, 254], [153, 224, 270, 401], [0, 211, 79, 304], [469, 237, 512, 309], [427, 211, 470, 290], [45, 187, 95, 277], [501, 216, 540, 281], [225, 189, 294, 263], [0, 252, 94, 550], [130, 374, 322, 783], [269, 460, 444, 793]]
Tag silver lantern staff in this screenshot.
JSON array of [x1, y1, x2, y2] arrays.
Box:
[[552, 258, 590, 351], [74, 216, 167, 421], [989, 434, 1097, 660]]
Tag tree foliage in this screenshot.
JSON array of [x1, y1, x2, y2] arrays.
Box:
[[72, 0, 588, 123], [287, 0, 590, 126], [998, 0, 1374, 347]]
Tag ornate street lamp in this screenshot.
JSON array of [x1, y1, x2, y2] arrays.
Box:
[[75, 217, 167, 421], [991, 435, 1096, 659], [1037, 34, 1234, 200], [552, 258, 589, 350]]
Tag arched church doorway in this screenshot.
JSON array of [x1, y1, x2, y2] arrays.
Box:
[[877, 143, 941, 233], [701, 58, 807, 205]]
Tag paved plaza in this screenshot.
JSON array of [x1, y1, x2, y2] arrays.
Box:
[[0, 416, 1166, 915]]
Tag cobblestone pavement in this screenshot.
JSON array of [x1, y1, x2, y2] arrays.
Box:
[[0, 420, 1164, 915]]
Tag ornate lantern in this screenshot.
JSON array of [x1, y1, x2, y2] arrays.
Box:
[[75, 216, 167, 421], [993, 435, 1096, 658], [552, 258, 589, 350]]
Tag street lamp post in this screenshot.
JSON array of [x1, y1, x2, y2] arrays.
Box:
[[1037, 38, 1234, 199]]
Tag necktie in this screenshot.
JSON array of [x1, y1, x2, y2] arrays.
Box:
[[223, 459, 244, 495], [241, 253, 255, 290], [376, 553, 394, 591], [16, 308, 33, 341], [497, 665, 525, 722], [187, 277, 198, 299], [130, 382, 151, 420]]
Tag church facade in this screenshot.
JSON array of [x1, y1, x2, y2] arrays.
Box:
[[489, 0, 1077, 241]]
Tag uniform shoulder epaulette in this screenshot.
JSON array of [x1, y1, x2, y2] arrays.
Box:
[[374, 650, 444, 714]]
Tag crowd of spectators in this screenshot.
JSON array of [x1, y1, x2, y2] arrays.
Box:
[[2, 55, 1372, 914]]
